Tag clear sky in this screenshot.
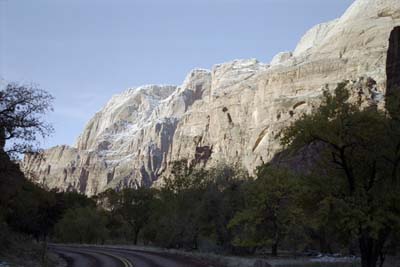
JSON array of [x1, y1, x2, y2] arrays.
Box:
[[1, 0, 354, 148]]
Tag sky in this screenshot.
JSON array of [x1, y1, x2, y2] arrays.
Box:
[[1, 0, 354, 148]]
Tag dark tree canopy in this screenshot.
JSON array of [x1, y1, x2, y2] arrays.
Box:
[[280, 82, 400, 267], [0, 83, 54, 157]]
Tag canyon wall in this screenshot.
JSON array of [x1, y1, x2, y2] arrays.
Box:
[[22, 0, 400, 195]]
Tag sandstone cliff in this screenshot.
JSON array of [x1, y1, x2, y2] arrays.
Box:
[[22, 0, 400, 195]]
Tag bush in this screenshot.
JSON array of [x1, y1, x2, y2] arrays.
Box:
[[54, 207, 108, 244]]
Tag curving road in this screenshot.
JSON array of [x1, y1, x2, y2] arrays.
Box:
[[50, 244, 217, 267]]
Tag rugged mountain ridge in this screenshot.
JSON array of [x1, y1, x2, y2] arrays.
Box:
[[23, 0, 400, 195]]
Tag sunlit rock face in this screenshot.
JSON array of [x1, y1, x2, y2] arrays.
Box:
[[22, 0, 400, 195], [23, 72, 212, 195]]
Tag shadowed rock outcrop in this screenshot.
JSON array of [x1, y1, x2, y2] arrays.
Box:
[[387, 26, 400, 90], [386, 26, 400, 118]]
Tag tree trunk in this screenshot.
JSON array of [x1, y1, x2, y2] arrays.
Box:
[[379, 251, 386, 267], [133, 227, 140, 245], [359, 233, 382, 267], [41, 236, 48, 267], [271, 217, 279, 257], [193, 232, 199, 250], [359, 225, 390, 267], [0, 127, 5, 151], [319, 228, 332, 254], [271, 243, 278, 257]]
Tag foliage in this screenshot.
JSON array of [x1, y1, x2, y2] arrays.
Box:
[[229, 165, 305, 256], [144, 162, 210, 249], [6, 180, 59, 240], [96, 163, 250, 251], [296, 173, 344, 254], [117, 187, 155, 244], [199, 165, 248, 253], [54, 207, 108, 244], [55, 191, 96, 211], [280, 82, 400, 267]]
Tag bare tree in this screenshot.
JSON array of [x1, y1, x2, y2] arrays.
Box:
[[0, 83, 54, 158]]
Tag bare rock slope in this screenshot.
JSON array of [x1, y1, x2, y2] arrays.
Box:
[[23, 0, 400, 195]]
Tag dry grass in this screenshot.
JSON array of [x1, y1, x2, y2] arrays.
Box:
[[0, 224, 61, 267]]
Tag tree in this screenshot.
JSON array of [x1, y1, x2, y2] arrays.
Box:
[[163, 159, 210, 192], [229, 165, 304, 256], [6, 181, 59, 241], [117, 188, 155, 245], [280, 81, 400, 267], [2, 180, 61, 267], [0, 82, 54, 266], [0, 83, 53, 158], [147, 161, 208, 249], [55, 191, 96, 211], [144, 161, 245, 250], [54, 206, 108, 244], [200, 165, 248, 253], [296, 173, 344, 254], [149, 187, 203, 249]]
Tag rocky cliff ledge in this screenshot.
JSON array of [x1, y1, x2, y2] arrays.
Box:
[[22, 0, 400, 195]]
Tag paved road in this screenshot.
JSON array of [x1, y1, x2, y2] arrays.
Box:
[[50, 245, 216, 267]]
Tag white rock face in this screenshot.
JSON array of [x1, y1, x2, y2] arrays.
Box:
[[270, 52, 293, 66], [22, 0, 400, 195], [293, 19, 338, 57]]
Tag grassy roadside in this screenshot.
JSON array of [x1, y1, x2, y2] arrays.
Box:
[[0, 244, 65, 267], [0, 225, 64, 267]]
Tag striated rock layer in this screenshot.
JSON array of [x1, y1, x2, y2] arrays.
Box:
[[23, 0, 400, 195]]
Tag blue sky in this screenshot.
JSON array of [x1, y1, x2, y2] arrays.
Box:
[[1, 0, 353, 148]]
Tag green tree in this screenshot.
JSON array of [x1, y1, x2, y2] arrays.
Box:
[[96, 189, 130, 242], [55, 191, 96, 211], [280, 82, 400, 267], [199, 165, 248, 253], [96, 188, 120, 212], [117, 187, 155, 245], [296, 173, 344, 254], [229, 165, 304, 256], [146, 162, 249, 251], [6, 181, 59, 241], [5, 180, 61, 266], [148, 161, 207, 249], [55, 206, 108, 244]]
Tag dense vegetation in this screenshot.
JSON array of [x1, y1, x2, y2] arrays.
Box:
[[0, 83, 57, 266], [1, 82, 399, 267]]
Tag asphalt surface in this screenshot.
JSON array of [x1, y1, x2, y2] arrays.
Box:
[[50, 245, 216, 267]]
